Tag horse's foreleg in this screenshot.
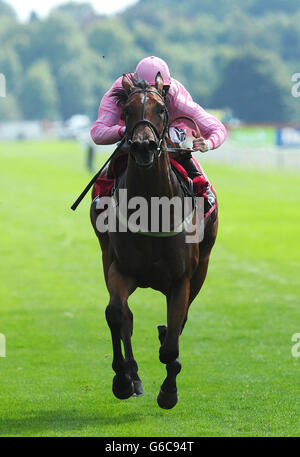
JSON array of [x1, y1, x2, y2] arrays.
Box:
[[157, 277, 190, 409], [121, 301, 144, 396], [106, 262, 136, 399]]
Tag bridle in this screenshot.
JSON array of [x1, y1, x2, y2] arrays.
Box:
[[124, 88, 201, 158], [125, 87, 169, 156]]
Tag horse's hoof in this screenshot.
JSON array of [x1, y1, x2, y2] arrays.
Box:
[[112, 375, 134, 400], [157, 388, 178, 409], [132, 380, 144, 396]]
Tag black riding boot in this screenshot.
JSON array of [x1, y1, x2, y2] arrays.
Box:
[[177, 153, 215, 208], [177, 153, 202, 179]]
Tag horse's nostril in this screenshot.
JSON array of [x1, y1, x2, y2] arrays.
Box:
[[130, 139, 156, 167], [148, 140, 158, 151], [131, 141, 140, 153]]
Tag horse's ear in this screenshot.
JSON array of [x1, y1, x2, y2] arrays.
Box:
[[122, 74, 133, 95], [155, 72, 164, 94]]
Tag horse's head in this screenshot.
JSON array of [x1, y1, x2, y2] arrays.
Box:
[[120, 72, 168, 168]]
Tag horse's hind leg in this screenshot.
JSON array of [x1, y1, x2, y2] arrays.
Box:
[[157, 277, 190, 409], [122, 301, 144, 396], [106, 262, 137, 400], [181, 255, 211, 333]]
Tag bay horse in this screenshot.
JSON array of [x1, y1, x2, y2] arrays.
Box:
[[90, 72, 218, 409]]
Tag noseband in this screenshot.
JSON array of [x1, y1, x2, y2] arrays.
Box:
[[126, 88, 169, 155]]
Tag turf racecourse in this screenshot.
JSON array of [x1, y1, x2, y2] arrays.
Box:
[[0, 140, 299, 437]]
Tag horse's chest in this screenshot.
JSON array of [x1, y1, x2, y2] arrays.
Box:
[[111, 233, 187, 288]]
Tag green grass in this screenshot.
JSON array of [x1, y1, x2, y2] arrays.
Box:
[[0, 140, 300, 437]]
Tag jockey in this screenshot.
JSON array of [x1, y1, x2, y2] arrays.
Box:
[[91, 56, 227, 179]]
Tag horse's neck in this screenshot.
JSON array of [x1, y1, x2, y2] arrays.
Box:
[[126, 152, 180, 200]]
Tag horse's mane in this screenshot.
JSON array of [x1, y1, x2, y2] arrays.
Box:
[[111, 74, 170, 107], [111, 75, 150, 106]]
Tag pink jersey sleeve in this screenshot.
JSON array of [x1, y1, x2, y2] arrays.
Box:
[[90, 76, 125, 145], [168, 79, 227, 149]]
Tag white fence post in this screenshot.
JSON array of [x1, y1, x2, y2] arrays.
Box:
[[0, 73, 6, 98], [0, 334, 6, 357]]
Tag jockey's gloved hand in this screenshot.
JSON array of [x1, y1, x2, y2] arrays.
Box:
[[192, 131, 212, 153]]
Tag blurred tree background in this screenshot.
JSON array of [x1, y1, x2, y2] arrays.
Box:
[[0, 0, 299, 122]]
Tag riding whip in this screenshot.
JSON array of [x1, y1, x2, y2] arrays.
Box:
[[70, 137, 126, 211]]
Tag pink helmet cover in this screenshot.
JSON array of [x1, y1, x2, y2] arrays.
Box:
[[135, 56, 171, 86]]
